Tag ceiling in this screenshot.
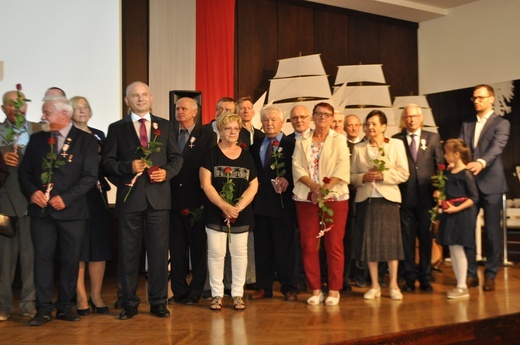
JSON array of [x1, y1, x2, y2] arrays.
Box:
[[305, 0, 480, 22]]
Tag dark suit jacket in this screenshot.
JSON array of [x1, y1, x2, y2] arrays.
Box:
[[171, 123, 216, 210], [250, 134, 295, 218], [102, 114, 183, 214], [393, 130, 444, 208], [459, 113, 510, 194], [0, 120, 41, 216], [19, 125, 99, 219]]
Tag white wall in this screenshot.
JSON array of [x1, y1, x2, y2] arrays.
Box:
[[418, 0, 520, 94], [0, 0, 121, 134], [149, 0, 196, 120]]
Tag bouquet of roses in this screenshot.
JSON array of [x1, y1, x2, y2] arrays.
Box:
[[428, 163, 447, 231]]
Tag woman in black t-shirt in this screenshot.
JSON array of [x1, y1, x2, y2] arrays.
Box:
[[200, 112, 258, 311]]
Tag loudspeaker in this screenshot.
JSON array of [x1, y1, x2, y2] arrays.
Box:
[[169, 90, 202, 126]]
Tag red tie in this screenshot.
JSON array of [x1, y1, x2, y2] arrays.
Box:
[[139, 118, 148, 147]]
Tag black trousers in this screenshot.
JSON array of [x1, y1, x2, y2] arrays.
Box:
[[31, 217, 85, 312], [400, 206, 433, 284], [118, 208, 169, 307], [169, 209, 207, 298], [254, 215, 298, 294]]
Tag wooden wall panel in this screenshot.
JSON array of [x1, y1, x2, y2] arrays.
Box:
[[379, 22, 418, 98], [276, 2, 315, 59], [347, 16, 381, 65], [236, 0, 279, 100], [122, 0, 149, 116]]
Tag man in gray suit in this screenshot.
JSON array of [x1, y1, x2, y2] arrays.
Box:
[[393, 104, 444, 292], [0, 90, 41, 321], [459, 84, 510, 292]]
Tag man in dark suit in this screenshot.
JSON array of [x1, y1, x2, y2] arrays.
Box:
[[459, 84, 510, 292], [203, 97, 250, 146], [393, 104, 444, 292], [102, 81, 183, 320], [19, 96, 98, 326], [168, 97, 216, 305], [0, 90, 41, 322], [250, 105, 298, 301]]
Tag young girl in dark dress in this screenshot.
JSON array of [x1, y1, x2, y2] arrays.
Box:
[[436, 139, 479, 299]]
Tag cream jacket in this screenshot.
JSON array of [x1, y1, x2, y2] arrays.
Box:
[[292, 129, 350, 200], [350, 138, 409, 203]]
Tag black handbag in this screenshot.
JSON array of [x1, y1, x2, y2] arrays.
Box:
[[0, 213, 16, 238]]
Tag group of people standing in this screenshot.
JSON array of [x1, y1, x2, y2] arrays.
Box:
[[0, 82, 509, 326]]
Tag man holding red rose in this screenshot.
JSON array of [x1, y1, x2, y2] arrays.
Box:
[[249, 105, 299, 301], [168, 97, 216, 305], [102, 82, 183, 320], [19, 96, 98, 325]]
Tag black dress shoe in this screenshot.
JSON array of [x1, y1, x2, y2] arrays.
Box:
[[29, 310, 52, 326], [420, 282, 433, 292], [114, 298, 123, 309], [150, 304, 170, 318], [284, 291, 298, 301], [341, 284, 352, 292], [483, 277, 495, 291], [467, 277, 479, 288], [56, 308, 80, 321], [185, 295, 200, 305], [119, 306, 138, 320], [402, 283, 415, 292], [89, 299, 109, 314], [168, 294, 188, 304]]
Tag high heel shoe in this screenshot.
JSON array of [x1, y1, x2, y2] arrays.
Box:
[[306, 291, 324, 305], [363, 288, 381, 300], [77, 307, 90, 316], [89, 298, 109, 314]]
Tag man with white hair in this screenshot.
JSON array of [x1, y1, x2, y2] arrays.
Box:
[[19, 96, 99, 325], [249, 105, 299, 301]]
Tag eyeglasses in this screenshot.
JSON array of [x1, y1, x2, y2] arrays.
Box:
[[290, 115, 310, 121], [313, 112, 332, 118], [470, 96, 490, 102]]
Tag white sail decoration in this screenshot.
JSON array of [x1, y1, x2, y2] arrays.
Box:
[[393, 95, 438, 133], [260, 54, 333, 134], [334, 64, 398, 136]]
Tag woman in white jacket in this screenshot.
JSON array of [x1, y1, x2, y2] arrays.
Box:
[[350, 110, 409, 301]]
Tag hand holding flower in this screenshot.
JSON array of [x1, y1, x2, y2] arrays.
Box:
[[30, 190, 48, 208], [3, 151, 19, 167], [132, 159, 147, 173], [148, 166, 166, 183], [48, 195, 66, 211]]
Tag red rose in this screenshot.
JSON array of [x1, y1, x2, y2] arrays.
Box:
[[384, 137, 390, 143], [224, 167, 232, 175], [154, 129, 161, 136], [48, 137, 56, 145], [323, 176, 331, 184], [438, 164, 446, 171], [181, 208, 190, 216], [16, 83, 22, 91], [239, 142, 247, 149], [272, 139, 280, 147]]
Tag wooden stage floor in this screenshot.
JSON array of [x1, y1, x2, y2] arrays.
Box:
[[1, 262, 519, 345]]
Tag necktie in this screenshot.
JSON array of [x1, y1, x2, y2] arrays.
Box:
[[409, 134, 417, 161], [138, 118, 148, 147], [178, 129, 188, 154], [264, 138, 274, 168]]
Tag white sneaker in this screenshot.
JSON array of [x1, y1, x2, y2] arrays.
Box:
[[447, 287, 469, 299], [363, 288, 381, 300], [0, 309, 10, 321], [389, 288, 403, 300]]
